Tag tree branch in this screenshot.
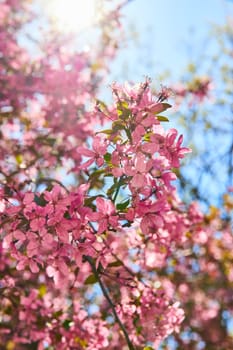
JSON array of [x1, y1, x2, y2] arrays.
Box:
[[85, 255, 135, 350]]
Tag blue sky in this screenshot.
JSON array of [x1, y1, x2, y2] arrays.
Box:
[[104, 0, 233, 207], [24, 0, 233, 84], [17, 0, 233, 204], [108, 0, 233, 83]]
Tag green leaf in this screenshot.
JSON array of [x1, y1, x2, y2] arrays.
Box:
[[152, 102, 172, 114], [112, 120, 125, 133], [15, 154, 23, 165], [34, 194, 47, 207], [84, 274, 98, 285], [53, 310, 63, 318], [96, 129, 113, 135], [84, 194, 105, 209], [107, 183, 118, 197], [63, 211, 71, 219], [125, 127, 132, 141], [160, 102, 172, 110], [89, 169, 105, 181], [55, 333, 62, 342], [156, 115, 169, 122], [38, 284, 47, 298], [108, 260, 123, 267], [96, 99, 108, 112], [117, 109, 131, 120], [47, 137, 56, 146], [104, 152, 112, 163], [74, 336, 88, 347], [84, 195, 98, 206], [62, 319, 72, 330], [119, 101, 129, 109], [117, 101, 131, 120], [116, 199, 130, 211], [136, 325, 143, 334], [143, 347, 154, 350], [143, 132, 153, 142]]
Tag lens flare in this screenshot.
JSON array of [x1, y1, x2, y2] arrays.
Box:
[[43, 0, 96, 33]]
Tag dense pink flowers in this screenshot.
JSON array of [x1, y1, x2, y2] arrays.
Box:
[[88, 197, 119, 233], [1, 2, 232, 349], [1, 77, 193, 348], [78, 136, 108, 169]]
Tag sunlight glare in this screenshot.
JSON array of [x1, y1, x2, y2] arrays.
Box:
[[44, 0, 96, 33]]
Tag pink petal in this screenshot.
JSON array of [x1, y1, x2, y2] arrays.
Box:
[[77, 146, 95, 157]]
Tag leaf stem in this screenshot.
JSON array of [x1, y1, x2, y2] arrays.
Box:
[[112, 176, 124, 203]]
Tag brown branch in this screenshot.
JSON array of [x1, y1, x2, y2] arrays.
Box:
[[84, 255, 135, 350]]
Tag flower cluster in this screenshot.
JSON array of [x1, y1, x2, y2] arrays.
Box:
[[1, 2, 232, 349], [0, 78, 193, 349]]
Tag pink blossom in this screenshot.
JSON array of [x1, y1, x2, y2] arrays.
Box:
[[89, 197, 118, 233], [78, 136, 108, 169]]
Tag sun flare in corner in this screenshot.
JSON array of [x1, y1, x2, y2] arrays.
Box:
[[43, 0, 97, 33]]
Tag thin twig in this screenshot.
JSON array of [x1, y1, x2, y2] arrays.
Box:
[[35, 177, 69, 193], [84, 255, 135, 350]]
